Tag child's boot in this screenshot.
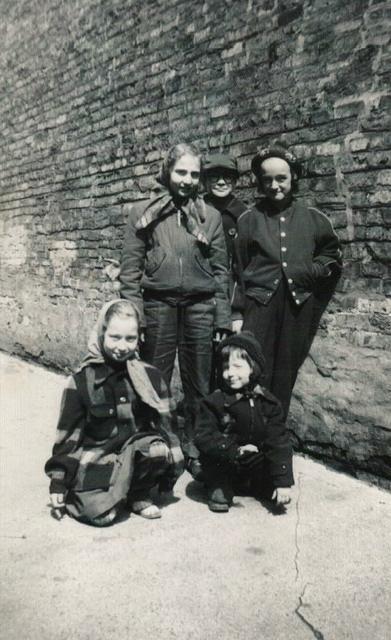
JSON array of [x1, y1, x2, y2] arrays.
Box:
[[131, 499, 162, 519], [91, 507, 118, 527], [207, 487, 231, 513]]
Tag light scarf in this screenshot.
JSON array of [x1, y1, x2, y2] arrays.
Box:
[[135, 184, 209, 246], [78, 300, 170, 415]]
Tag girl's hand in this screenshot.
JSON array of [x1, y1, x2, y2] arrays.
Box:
[[213, 330, 230, 343], [238, 444, 259, 454], [272, 487, 292, 506], [232, 319, 243, 333], [50, 493, 65, 509]]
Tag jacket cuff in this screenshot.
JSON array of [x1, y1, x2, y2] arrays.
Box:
[[49, 478, 67, 494], [272, 477, 294, 488], [270, 461, 294, 486], [312, 262, 332, 279], [214, 299, 232, 332], [225, 444, 241, 464], [313, 256, 340, 270], [214, 317, 233, 332], [231, 311, 243, 322]]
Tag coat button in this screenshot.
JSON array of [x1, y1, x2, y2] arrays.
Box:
[[228, 228, 236, 237], [295, 299, 300, 305], [288, 278, 293, 284], [281, 232, 286, 237], [280, 216, 285, 222], [274, 279, 279, 284], [119, 397, 127, 403], [109, 409, 114, 415], [282, 261, 288, 267], [292, 291, 296, 296], [281, 247, 287, 252]]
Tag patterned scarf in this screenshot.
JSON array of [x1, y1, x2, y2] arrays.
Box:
[[77, 300, 170, 415], [135, 184, 209, 246]]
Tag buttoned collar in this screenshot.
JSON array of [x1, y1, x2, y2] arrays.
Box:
[[222, 384, 267, 407], [93, 362, 127, 387], [205, 194, 247, 220], [257, 196, 296, 218]]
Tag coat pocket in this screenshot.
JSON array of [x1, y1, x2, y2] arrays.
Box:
[[89, 404, 116, 419], [80, 462, 115, 491], [145, 246, 166, 276], [74, 450, 118, 491], [86, 404, 117, 441], [194, 252, 214, 277]]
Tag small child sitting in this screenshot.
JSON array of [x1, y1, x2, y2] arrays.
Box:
[[194, 331, 293, 512], [45, 299, 184, 526]]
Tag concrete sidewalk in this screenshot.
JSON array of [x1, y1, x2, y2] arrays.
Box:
[[1, 352, 390, 640]]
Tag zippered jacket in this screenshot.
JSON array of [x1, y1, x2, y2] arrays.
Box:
[[194, 387, 293, 488], [120, 190, 232, 330], [233, 197, 342, 314]]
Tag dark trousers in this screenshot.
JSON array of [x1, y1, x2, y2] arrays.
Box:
[[141, 296, 215, 458], [200, 455, 274, 501], [243, 280, 314, 418]]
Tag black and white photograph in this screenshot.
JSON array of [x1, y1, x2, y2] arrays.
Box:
[[1, 1, 390, 638]]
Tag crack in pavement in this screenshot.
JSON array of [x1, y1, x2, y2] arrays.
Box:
[[293, 477, 325, 639], [294, 472, 302, 582], [295, 585, 325, 640]]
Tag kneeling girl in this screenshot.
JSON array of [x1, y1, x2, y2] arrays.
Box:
[[45, 299, 184, 526]]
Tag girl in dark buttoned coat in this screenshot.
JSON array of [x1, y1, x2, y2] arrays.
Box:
[[233, 144, 342, 418], [194, 331, 293, 513], [119, 143, 232, 479], [45, 299, 184, 526]]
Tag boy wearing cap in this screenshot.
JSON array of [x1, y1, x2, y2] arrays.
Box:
[[203, 153, 247, 299], [233, 145, 342, 418], [194, 331, 293, 513]]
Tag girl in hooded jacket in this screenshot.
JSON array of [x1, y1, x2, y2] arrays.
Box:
[[45, 299, 184, 526], [119, 143, 232, 479]]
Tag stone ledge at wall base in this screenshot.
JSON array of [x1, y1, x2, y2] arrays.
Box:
[[289, 336, 391, 487]]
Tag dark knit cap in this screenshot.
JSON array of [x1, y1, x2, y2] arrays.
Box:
[[204, 153, 239, 178], [217, 331, 266, 374], [251, 145, 302, 178]]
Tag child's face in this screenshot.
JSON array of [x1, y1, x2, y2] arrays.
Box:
[[222, 351, 252, 390], [103, 316, 138, 362], [205, 171, 236, 199], [169, 154, 200, 199], [259, 157, 292, 204]]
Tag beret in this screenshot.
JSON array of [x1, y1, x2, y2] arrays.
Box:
[[251, 145, 302, 178]]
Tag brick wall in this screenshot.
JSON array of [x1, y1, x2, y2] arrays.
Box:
[[0, 0, 390, 477]]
